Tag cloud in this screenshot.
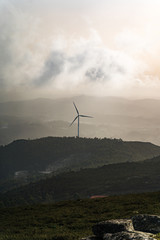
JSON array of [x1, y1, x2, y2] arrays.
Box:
[[1, 0, 160, 101], [0, 1, 42, 89], [34, 51, 65, 86], [31, 28, 142, 91], [85, 67, 106, 81]]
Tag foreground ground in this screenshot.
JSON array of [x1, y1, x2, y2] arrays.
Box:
[[1, 191, 160, 240]]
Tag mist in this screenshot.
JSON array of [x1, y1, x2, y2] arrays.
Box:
[[1, 0, 160, 101]]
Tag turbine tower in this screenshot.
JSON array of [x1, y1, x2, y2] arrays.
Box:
[[70, 102, 93, 137]]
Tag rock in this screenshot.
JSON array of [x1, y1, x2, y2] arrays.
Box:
[[92, 219, 134, 237], [81, 236, 102, 240], [132, 214, 160, 234], [103, 231, 156, 240], [83, 216, 160, 240]]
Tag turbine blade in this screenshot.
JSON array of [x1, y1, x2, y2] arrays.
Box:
[[69, 115, 78, 127], [73, 102, 79, 115], [79, 115, 93, 118]]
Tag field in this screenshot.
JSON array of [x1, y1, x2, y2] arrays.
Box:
[[1, 191, 160, 240]]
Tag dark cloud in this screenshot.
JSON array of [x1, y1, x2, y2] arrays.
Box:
[[85, 67, 106, 81], [68, 52, 86, 71], [34, 51, 65, 86], [85, 60, 125, 82]]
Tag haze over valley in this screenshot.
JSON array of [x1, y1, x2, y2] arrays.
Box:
[[1, 95, 160, 145]]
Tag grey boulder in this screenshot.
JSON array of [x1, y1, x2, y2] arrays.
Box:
[[103, 231, 156, 240], [92, 219, 134, 237], [132, 215, 160, 234], [81, 236, 102, 240]]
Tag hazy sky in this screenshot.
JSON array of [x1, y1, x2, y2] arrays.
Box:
[[1, 0, 160, 101]]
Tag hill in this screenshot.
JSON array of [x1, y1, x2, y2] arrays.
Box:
[[1, 191, 160, 240], [1, 96, 160, 120], [1, 137, 160, 182], [2, 154, 160, 206]]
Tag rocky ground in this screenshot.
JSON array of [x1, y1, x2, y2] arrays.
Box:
[[81, 214, 160, 240]]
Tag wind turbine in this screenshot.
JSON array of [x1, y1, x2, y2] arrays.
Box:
[[70, 102, 93, 137]]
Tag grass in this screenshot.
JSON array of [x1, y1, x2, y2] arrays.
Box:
[[1, 191, 160, 240]]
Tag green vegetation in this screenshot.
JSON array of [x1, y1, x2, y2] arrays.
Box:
[[2, 155, 160, 207], [1, 137, 160, 239], [1, 191, 160, 240], [1, 137, 160, 181]]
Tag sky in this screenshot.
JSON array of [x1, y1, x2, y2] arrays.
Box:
[[1, 0, 160, 101]]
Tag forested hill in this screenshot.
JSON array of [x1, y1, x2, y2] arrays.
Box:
[[2, 155, 160, 207], [1, 137, 160, 180]]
